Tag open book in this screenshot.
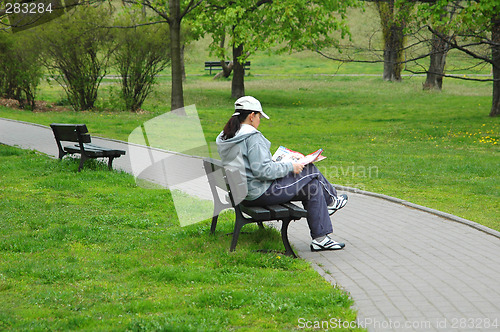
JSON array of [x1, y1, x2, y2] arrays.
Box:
[[272, 146, 326, 165]]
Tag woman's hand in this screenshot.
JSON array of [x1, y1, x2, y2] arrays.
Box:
[[292, 162, 304, 174]]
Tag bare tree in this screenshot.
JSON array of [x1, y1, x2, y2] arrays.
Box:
[[113, 14, 171, 112], [121, 0, 204, 111]]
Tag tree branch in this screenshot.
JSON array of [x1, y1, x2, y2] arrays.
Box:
[[181, 0, 204, 19], [0, 0, 103, 30], [101, 21, 170, 30], [247, 0, 273, 13], [405, 68, 497, 81], [428, 25, 494, 64], [316, 44, 451, 65], [129, 0, 171, 23]]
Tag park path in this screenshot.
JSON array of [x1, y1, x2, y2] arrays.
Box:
[[1, 117, 499, 331]]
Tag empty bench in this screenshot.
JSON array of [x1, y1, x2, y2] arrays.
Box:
[[203, 158, 307, 258], [204, 61, 251, 75], [50, 123, 126, 172]]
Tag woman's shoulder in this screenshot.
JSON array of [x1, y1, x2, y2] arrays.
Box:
[[245, 131, 270, 147]]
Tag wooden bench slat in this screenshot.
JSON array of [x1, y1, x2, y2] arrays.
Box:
[[240, 205, 271, 221], [80, 134, 91, 143], [204, 61, 251, 74], [83, 143, 126, 155], [281, 202, 308, 219], [64, 146, 125, 158], [265, 204, 290, 219]]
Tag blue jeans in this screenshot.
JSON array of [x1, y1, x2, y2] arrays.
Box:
[[243, 164, 338, 239]]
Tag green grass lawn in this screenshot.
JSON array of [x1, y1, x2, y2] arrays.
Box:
[[0, 146, 359, 331]]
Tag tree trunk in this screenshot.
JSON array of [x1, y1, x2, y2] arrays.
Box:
[[383, 25, 404, 81], [181, 43, 186, 82], [424, 32, 449, 90], [231, 43, 245, 99], [214, 61, 233, 80], [221, 60, 233, 78], [169, 0, 184, 111], [377, 0, 404, 82], [490, 16, 500, 117], [217, 34, 233, 78]]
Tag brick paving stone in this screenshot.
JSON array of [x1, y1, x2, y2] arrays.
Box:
[[2, 118, 500, 332], [286, 190, 500, 332]]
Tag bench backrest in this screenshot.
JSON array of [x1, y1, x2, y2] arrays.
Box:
[[203, 158, 248, 208], [204, 61, 251, 66], [50, 123, 91, 143]]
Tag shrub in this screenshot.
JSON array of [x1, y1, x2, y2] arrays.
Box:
[[113, 14, 170, 112], [38, 5, 115, 111], [0, 30, 43, 110]]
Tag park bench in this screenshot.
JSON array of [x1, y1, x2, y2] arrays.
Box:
[[204, 61, 251, 75], [50, 123, 126, 172], [203, 158, 307, 258]]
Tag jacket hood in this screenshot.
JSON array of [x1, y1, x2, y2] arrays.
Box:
[[216, 125, 260, 161]]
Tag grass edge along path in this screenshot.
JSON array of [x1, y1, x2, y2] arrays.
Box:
[[0, 145, 362, 331]]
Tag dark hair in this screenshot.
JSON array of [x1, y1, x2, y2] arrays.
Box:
[[221, 110, 256, 140]]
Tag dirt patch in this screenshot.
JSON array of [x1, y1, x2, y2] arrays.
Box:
[[0, 98, 72, 113]]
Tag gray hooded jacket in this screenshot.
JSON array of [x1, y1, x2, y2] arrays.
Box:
[[216, 124, 293, 201]]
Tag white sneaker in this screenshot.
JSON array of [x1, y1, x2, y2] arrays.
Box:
[[328, 194, 348, 215], [310, 236, 345, 251]]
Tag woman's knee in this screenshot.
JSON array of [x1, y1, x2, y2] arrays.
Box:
[[304, 178, 324, 197], [305, 163, 320, 173]]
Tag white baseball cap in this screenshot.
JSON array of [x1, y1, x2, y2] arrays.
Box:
[[232, 96, 270, 119]]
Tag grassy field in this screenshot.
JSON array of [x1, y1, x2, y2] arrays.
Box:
[[0, 145, 359, 330]]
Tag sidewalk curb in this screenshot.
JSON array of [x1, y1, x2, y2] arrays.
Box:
[[1, 117, 50, 129], [334, 184, 500, 240]]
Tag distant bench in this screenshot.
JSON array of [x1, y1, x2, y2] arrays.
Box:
[[50, 123, 126, 172], [204, 61, 251, 75], [203, 158, 307, 257]]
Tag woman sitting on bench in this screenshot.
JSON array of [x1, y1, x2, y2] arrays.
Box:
[[216, 96, 348, 252]]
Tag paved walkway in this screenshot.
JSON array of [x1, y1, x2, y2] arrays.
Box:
[[1, 117, 499, 331]]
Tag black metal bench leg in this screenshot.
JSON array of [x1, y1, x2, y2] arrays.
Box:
[[58, 150, 66, 160], [210, 215, 218, 234], [230, 216, 246, 252], [108, 157, 115, 170], [257, 222, 264, 229], [281, 218, 297, 258], [78, 155, 88, 172]]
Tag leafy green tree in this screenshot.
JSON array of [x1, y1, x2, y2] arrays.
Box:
[[113, 13, 170, 112], [200, 0, 356, 98], [0, 29, 43, 110], [417, 0, 500, 117], [38, 4, 115, 111]]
